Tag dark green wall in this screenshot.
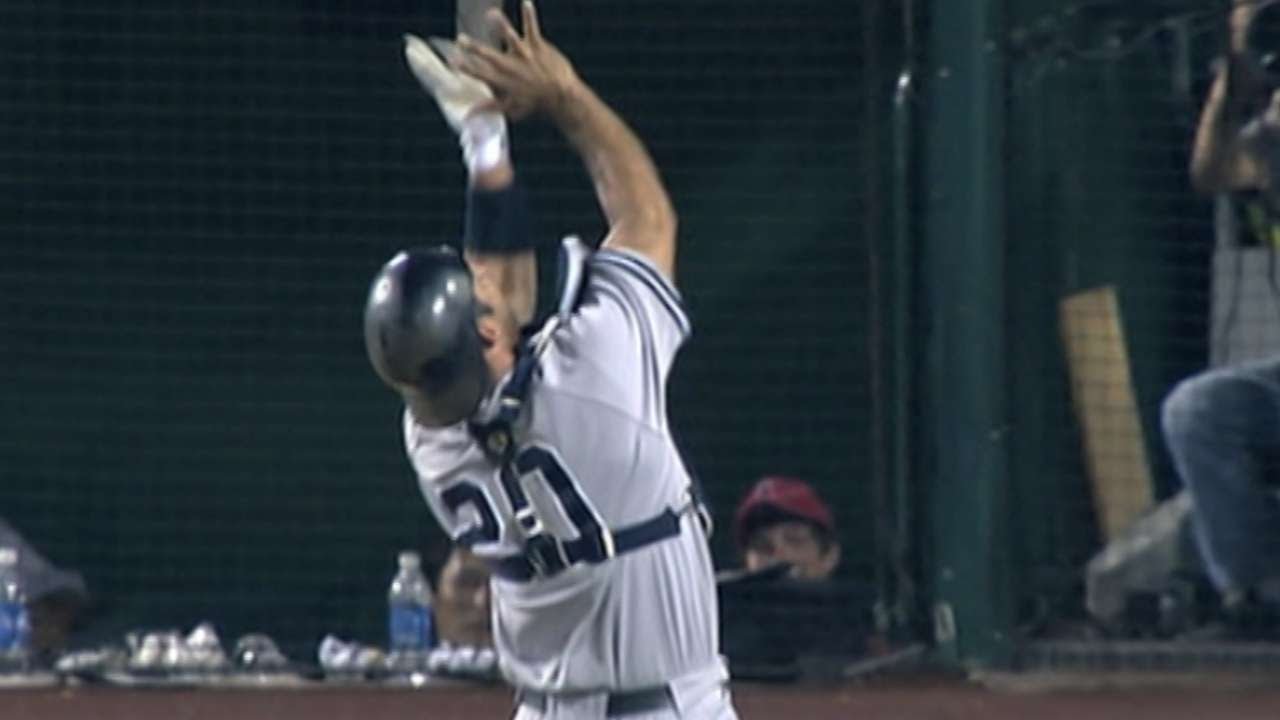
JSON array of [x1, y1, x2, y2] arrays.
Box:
[[907, 0, 1217, 660], [1002, 0, 1215, 620]]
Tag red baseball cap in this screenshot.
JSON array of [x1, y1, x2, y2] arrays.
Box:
[[733, 476, 835, 550]]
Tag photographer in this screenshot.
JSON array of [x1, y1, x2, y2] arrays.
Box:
[[1162, 0, 1280, 637], [1191, 2, 1280, 222]]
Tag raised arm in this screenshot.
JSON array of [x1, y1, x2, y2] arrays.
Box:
[[457, 1, 678, 282], [548, 71, 677, 279], [403, 31, 538, 330], [1190, 3, 1268, 194]]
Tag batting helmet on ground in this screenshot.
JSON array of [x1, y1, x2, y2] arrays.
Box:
[[363, 246, 488, 426]]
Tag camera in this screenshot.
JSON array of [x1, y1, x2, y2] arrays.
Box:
[[1246, 0, 1280, 84]]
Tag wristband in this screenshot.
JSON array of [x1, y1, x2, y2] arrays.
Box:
[[465, 178, 535, 253]]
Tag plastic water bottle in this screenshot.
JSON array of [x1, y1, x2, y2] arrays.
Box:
[[387, 551, 435, 670], [0, 547, 31, 670]]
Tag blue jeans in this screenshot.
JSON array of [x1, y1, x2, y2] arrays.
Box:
[[1161, 358, 1280, 597]]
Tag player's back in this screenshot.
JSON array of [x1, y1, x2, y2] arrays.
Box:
[[406, 248, 721, 693]]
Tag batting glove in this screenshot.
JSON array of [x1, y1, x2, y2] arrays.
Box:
[[404, 33, 508, 174]]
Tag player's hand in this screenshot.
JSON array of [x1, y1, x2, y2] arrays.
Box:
[[404, 33, 496, 134], [454, 1, 581, 121]]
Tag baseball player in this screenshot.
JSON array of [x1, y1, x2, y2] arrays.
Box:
[[364, 3, 737, 718]]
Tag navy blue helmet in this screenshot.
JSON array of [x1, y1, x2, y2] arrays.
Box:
[[364, 246, 488, 426]]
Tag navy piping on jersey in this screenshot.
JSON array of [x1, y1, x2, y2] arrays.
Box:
[[588, 280, 676, 401], [488, 507, 685, 582], [591, 251, 691, 337]]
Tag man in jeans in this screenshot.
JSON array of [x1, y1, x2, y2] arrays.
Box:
[[1163, 0, 1280, 632]]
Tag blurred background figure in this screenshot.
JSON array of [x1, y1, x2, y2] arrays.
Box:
[[733, 476, 841, 581], [1161, 0, 1280, 637], [0, 518, 88, 658], [433, 547, 491, 649], [719, 476, 876, 680]]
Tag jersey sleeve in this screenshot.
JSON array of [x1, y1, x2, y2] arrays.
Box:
[[402, 409, 475, 484], [545, 248, 691, 427], [401, 410, 487, 544], [590, 248, 691, 358]]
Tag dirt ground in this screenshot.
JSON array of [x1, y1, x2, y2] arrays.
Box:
[[8, 673, 1280, 720]]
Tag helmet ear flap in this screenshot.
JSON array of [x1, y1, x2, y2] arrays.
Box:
[[364, 246, 489, 426]]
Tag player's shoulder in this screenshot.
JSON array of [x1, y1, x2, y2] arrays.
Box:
[[584, 248, 690, 337], [401, 407, 477, 482], [588, 248, 682, 304]]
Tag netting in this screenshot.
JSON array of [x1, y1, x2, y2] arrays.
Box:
[[1004, 0, 1280, 653], [0, 0, 880, 661]]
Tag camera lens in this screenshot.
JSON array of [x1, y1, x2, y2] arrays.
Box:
[[1248, 1, 1280, 80]]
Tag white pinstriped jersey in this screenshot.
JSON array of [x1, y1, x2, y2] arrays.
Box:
[[402, 248, 721, 693]]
